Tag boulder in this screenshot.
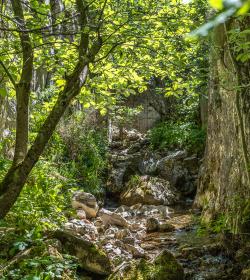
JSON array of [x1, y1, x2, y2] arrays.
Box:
[[72, 191, 99, 218], [107, 152, 142, 194], [124, 244, 145, 258], [138, 153, 159, 175], [120, 176, 178, 206], [64, 219, 98, 240], [108, 249, 184, 280], [156, 151, 199, 196], [146, 218, 175, 233], [53, 229, 112, 276], [98, 208, 129, 228], [159, 222, 175, 232], [76, 209, 86, 219], [157, 152, 187, 184], [146, 217, 160, 232], [115, 229, 132, 240]]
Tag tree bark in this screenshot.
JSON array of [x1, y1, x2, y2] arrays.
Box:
[[195, 18, 250, 233], [10, 0, 33, 166]]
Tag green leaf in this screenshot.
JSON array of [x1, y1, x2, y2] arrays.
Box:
[[209, 0, 223, 10]]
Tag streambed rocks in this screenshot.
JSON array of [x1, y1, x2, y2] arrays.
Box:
[[59, 130, 203, 278], [108, 249, 184, 280], [120, 176, 179, 206], [107, 127, 199, 199]]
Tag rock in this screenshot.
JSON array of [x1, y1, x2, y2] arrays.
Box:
[[129, 222, 145, 233], [53, 229, 112, 276], [64, 219, 98, 240], [115, 229, 131, 240], [104, 242, 133, 267], [159, 222, 175, 232], [133, 204, 172, 219], [146, 218, 174, 233], [76, 209, 86, 219], [103, 227, 119, 241], [108, 165, 127, 192], [114, 205, 133, 219], [183, 155, 199, 174], [146, 217, 160, 232], [98, 208, 129, 228], [109, 249, 184, 280], [156, 151, 199, 196], [107, 152, 142, 194], [123, 236, 136, 245], [126, 129, 144, 141], [138, 153, 159, 175], [121, 176, 178, 206], [124, 244, 145, 258], [72, 191, 99, 218]]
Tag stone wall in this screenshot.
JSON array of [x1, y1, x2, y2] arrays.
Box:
[[125, 81, 176, 133]]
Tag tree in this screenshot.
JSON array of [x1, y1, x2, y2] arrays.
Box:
[[195, 14, 250, 233], [0, 0, 207, 218]]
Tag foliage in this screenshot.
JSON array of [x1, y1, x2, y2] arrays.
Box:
[[7, 161, 73, 231], [228, 17, 250, 63], [0, 0, 209, 114], [2, 254, 77, 280], [149, 121, 206, 154], [192, 0, 250, 36], [64, 127, 108, 196], [0, 230, 78, 280], [127, 175, 141, 189]]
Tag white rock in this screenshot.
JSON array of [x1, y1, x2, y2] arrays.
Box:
[[98, 208, 129, 228], [64, 219, 98, 240], [72, 191, 99, 218]]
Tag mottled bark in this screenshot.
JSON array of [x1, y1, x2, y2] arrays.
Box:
[[10, 0, 33, 166], [195, 18, 250, 233]]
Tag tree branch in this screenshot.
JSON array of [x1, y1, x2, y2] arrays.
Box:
[[0, 60, 16, 88]]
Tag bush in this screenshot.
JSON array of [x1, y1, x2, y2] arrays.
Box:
[[62, 127, 108, 196], [148, 121, 206, 155]]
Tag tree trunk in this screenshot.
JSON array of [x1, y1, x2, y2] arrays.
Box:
[[195, 18, 250, 233], [0, 64, 88, 218], [10, 0, 33, 166]]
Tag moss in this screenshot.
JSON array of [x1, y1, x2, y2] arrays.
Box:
[[241, 199, 250, 233], [109, 250, 184, 280]]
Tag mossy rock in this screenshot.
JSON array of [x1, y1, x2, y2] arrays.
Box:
[[109, 250, 184, 280], [53, 229, 111, 276]]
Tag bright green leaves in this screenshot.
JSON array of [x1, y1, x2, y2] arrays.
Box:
[[209, 0, 249, 11], [209, 0, 223, 10], [193, 0, 250, 36], [229, 27, 250, 63]]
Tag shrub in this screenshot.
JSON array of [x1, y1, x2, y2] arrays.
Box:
[[148, 121, 206, 155]]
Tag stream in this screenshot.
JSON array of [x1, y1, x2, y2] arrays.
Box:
[[103, 198, 240, 280]]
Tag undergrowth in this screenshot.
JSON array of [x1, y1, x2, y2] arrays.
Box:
[[148, 121, 206, 155]]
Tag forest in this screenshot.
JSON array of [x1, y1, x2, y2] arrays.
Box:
[[0, 0, 250, 279]]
